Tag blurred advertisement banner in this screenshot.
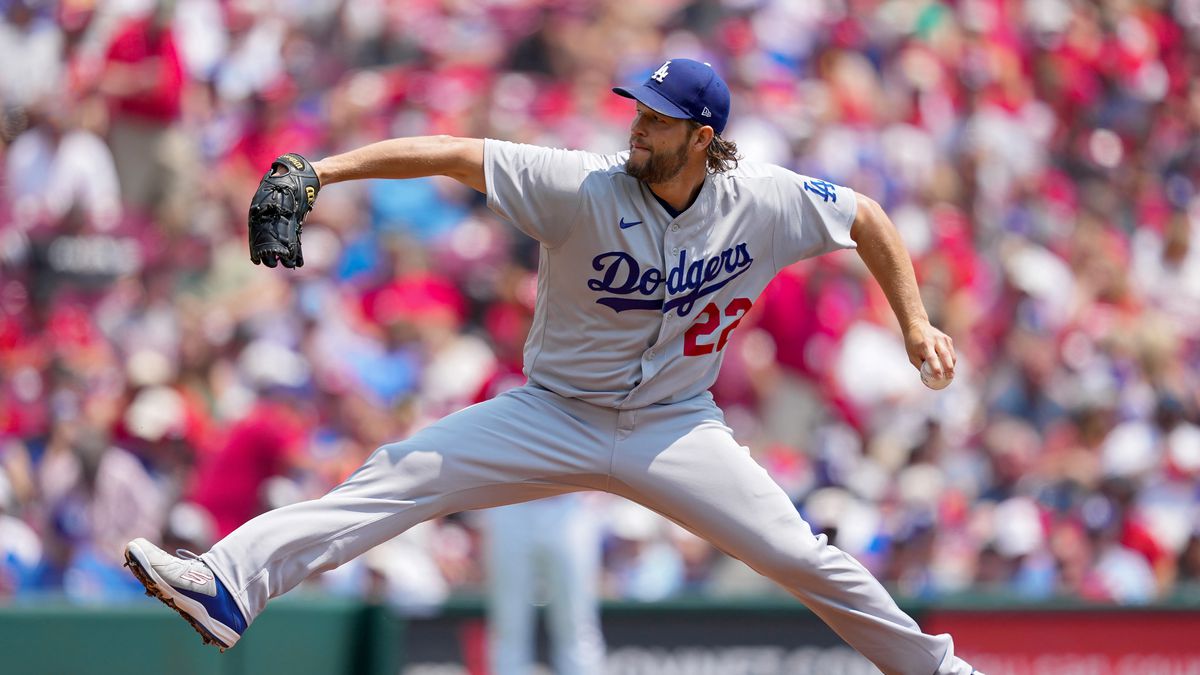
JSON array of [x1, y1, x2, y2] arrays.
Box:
[[927, 611, 1200, 675], [400, 604, 1200, 675], [400, 605, 879, 675]]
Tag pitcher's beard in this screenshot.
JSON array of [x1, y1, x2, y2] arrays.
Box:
[[625, 140, 690, 184]]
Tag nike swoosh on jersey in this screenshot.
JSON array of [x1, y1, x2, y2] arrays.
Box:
[[619, 217, 643, 229]]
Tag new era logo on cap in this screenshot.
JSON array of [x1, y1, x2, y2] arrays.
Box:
[[612, 58, 731, 135]]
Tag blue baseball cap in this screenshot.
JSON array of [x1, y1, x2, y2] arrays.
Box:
[[613, 58, 731, 135]]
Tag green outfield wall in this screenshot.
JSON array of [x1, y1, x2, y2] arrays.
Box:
[[0, 595, 401, 675], [2, 593, 1199, 675]]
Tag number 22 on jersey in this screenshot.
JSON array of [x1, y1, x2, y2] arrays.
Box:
[[683, 298, 753, 356]]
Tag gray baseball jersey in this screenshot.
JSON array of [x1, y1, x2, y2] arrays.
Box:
[[483, 139, 857, 409]]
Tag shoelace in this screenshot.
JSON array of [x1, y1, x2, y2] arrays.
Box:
[[177, 549, 202, 561]]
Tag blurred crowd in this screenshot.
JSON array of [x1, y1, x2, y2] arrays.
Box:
[[3, 0, 1200, 610]]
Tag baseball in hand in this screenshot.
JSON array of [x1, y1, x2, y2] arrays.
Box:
[[920, 360, 952, 390]]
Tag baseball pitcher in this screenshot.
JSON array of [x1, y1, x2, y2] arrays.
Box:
[[125, 59, 975, 675]]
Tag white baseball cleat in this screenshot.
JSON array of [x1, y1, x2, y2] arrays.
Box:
[[124, 538, 248, 651]]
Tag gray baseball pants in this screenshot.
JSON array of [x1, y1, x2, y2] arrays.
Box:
[[202, 384, 974, 675]]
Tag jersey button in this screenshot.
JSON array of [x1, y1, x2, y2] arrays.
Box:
[[645, 351, 656, 360], [671, 224, 680, 232], [670, 247, 679, 256]]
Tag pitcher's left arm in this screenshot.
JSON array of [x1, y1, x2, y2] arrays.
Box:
[[849, 193, 956, 380]]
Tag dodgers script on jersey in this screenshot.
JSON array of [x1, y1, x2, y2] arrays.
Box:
[[483, 139, 858, 409]]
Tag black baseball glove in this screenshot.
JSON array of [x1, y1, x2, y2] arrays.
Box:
[[248, 153, 321, 268]]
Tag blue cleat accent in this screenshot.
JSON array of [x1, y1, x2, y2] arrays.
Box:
[[177, 579, 248, 634]]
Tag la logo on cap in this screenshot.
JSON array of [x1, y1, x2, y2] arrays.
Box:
[[651, 61, 670, 83]]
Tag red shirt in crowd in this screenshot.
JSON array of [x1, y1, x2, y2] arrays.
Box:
[[189, 400, 309, 537], [102, 15, 183, 123]]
